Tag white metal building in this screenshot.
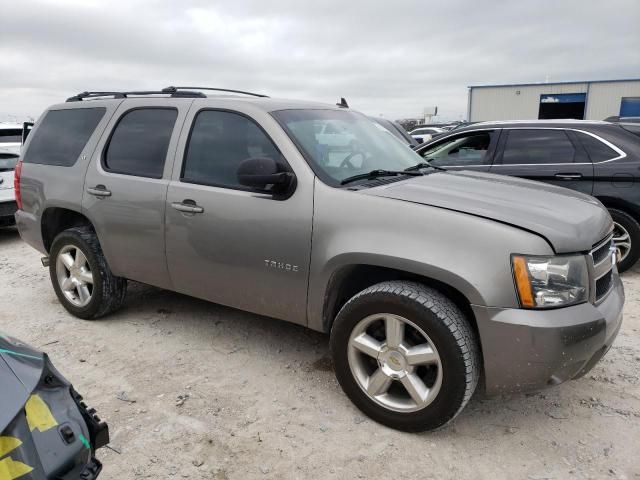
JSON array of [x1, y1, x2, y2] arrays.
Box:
[[467, 78, 640, 122]]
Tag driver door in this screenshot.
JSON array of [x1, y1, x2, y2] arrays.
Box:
[[417, 129, 500, 172]]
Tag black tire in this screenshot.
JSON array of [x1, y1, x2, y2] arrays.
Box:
[[49, 226, 127, 319], [330, 280, 480, 432], [609, 208, 640, 273]]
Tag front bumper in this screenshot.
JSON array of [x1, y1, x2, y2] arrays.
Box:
[[473, 274, 624, 395]]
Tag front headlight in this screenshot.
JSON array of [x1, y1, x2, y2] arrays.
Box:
[[511, 254, 589, 309]]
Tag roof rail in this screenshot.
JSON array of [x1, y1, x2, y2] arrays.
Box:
[[162, 86, 269, 98], [65, 90, 206, 102]]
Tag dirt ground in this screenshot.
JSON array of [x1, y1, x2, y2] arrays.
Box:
[[0, 226, 638, 480]]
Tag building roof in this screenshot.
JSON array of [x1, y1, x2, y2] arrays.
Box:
[[468, 78, 640, 89]]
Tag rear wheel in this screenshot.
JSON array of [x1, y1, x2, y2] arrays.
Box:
[[50, 226, 127, 319], [609, 208, 640, 273], [330, 281, 480, 432]]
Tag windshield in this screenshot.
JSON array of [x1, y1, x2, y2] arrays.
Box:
[[0, 129, 22, 144], [272, 109, 422, 185], [0, 154, 19, 170]]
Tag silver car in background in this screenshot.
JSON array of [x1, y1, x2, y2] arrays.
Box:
[[0, 122, 23, 226]]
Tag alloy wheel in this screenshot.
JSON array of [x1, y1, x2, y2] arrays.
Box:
[[56, 245, 94, 308], [347, 313, 443, 413], [613, 221, 631, 263]]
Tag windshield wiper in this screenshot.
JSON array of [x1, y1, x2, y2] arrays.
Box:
[[340, 169, 423, 186], [404, 161, 447, 172]]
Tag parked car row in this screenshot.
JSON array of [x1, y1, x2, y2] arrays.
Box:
[[408, 126, 446, 143], [13, 87, 624, 432]]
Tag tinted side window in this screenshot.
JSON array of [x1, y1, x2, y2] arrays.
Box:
[[104, 108, 177, 178], [502, 129, 575, 165], [420, 131, 494, 167], [575, 131, 618, 162], [182, 110, 284, 189], [23, 108, 105, 166]]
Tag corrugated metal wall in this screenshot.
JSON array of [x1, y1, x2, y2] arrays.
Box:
[[468, 80, 640, 121], [586, 81, 640, 119]]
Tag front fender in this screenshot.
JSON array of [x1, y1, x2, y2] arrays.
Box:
[[306, 180, 553, 332]]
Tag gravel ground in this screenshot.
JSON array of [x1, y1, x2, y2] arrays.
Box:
[[1, 226, 639, 480]]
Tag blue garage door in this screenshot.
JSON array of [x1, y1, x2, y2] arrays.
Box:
[[620, 97, 640, 117]]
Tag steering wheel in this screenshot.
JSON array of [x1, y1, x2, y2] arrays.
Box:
[[340, 150, 366, 170]]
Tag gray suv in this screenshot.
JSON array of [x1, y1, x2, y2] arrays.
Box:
[[15, 87, 624, 432]]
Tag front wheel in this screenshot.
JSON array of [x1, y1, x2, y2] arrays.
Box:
[[330, 281, 480, 432], [49, 226, 127, 319]]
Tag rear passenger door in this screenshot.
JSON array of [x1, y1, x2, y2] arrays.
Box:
[[83, 99, 189, 289], [491, 128, 594, 195], [164, 104, 313, 325], [417, 129, 499, 172]]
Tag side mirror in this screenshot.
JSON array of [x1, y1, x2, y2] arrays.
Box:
[[237, 157, 294, 196]]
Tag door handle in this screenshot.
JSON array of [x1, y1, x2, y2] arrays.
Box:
[[554, 173, 582, 180], [86, 185, 112, 197], [171, 201, 204, 214]]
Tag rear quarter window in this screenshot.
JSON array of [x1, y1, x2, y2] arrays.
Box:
[[23, 108, 106, 166], [575, 131, 619, 162]]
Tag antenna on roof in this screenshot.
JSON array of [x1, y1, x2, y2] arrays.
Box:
[[336, 97, 349, 108]]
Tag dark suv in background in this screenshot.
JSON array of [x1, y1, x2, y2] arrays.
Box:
[[415, 120, 640, 272]]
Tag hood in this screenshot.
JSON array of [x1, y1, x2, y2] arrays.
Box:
[[365, 170, 612, 253]]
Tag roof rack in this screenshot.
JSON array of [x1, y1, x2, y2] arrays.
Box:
[[66, 90, 205, 102], [66, 86, 269, 102], [162, 86, 269, 98]]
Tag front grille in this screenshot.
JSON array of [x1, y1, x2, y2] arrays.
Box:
[[595, 270, 614, 299], [0, 201, 17, 217], [590, 235, 615, 303], [591, 238, 612, 264]]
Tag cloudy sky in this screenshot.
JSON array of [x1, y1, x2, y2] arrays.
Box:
[[1, 0, 639, 122]]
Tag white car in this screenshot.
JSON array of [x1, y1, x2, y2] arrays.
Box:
[[0, 123, 23, 226], [409, 126, 446, 144]]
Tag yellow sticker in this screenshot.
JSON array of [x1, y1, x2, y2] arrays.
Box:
[[0, 437, 21, 460], [25, 395, 58, 433], [0, 457, 33, 480]]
